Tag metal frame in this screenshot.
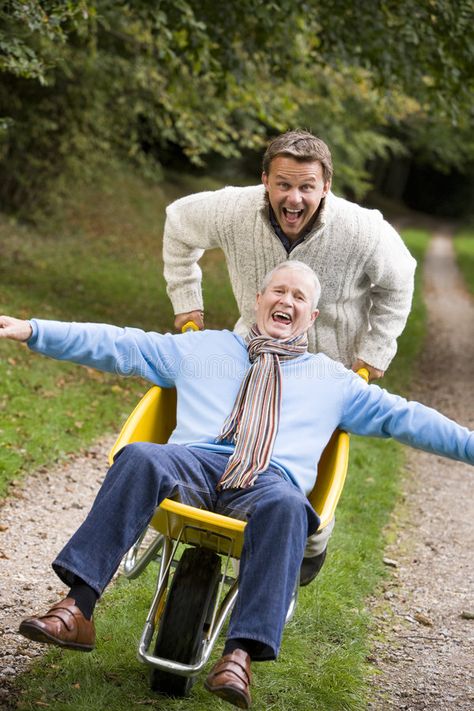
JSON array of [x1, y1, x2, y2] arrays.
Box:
[[132, 521, 298, 677], [122, 530, 165, 579]]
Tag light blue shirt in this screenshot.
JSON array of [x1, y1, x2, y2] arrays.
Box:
[[28, 321, 474, 494]]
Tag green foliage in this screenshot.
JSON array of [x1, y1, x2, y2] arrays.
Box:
[[294, 64, 409, 198], [314, 0, 474, 121], [0, 1, 93, 82], [398, 108, 474, 177], [0, 1, 473, 215]]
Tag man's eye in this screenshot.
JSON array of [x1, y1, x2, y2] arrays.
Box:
[[278, 183, 289, 189]]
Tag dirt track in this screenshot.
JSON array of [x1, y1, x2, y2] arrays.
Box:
[[369, 228, 474, 709], [0, 440, 113, 706]]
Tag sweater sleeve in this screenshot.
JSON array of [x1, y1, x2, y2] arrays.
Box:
[[339, 373, 474, 465], [357, 218, 416, 371], [27, 319, 185, 387], [163, 189, 226, 315]]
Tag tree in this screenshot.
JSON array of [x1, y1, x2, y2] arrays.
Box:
[[0, 1, 472, 215]]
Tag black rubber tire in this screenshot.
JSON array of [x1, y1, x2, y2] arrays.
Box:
[[150, 546, 221, 696]]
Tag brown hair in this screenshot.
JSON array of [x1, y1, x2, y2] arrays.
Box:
[[262, 130, 333, 184]]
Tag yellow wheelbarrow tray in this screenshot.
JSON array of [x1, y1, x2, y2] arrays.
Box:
[[108, 369, 369, 694]]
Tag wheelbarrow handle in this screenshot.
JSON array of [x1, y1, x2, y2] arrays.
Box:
[[181, 321, 200, 333], [357, 367, 370, 383]]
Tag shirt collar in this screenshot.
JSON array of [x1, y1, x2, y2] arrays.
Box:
[[268, 200, 326, 253]]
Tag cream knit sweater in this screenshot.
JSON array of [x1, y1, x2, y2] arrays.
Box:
[[163, 185, 416, 370]]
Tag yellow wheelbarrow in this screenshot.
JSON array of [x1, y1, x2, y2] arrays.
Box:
[[109, 369, 369, 696]]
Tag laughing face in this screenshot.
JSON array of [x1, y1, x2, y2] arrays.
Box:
[[262, 156, 330, 241], [255, 267, 319, 340]]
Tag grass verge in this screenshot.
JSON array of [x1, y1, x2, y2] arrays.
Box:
[[0, 170, 236, 498], [453, 227, 474, 295], [5, 214, 430, 710]]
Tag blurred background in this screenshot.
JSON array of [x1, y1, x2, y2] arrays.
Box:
[[1, 0, 473, 221]]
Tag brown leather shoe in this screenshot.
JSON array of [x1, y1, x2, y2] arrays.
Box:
[[204, 649, 252, 708], [19, 597, 95, 652]]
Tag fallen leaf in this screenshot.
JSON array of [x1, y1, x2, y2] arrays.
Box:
[[85, 368, 105, 381], [414, 612, 433, 626]]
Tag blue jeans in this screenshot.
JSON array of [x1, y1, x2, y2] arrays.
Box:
[[53, 443, 319, 659]]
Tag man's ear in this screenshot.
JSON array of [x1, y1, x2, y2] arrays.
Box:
[[322, 180, 331, 197], [309, 309, 319, 327], [262, 172, 269, 190], [255, 292, 262, 311]]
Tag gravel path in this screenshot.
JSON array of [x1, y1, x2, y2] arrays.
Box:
[[0, 438, 114, 706], [0, 226, 472, 709], [369, 228, 474, 709]]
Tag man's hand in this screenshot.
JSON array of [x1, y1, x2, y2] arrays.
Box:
[[351, 358, 384, 381], [0, 316, 33, 342], [174, 310, 205, 331]]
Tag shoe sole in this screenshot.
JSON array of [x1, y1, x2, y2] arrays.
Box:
[[204, 680, 250, 709], [19, 621, 94, 652]]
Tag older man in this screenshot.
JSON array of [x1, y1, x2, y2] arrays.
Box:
[[1, 263, 472, 710]]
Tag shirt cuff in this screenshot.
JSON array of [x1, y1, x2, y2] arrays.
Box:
[[27, 319, 39, 345], [170, 287, 204, 315], [467, 433, 474, 464]]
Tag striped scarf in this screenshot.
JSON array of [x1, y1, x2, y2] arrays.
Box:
[[216, 325, 308, 490]]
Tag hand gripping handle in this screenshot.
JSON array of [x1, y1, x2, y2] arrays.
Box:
[[181, 321, 200, 333]]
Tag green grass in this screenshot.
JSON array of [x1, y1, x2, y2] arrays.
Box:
[[5, 206, 430, 711], [0, 170, 237, 498], [453, 227, 474, 295]]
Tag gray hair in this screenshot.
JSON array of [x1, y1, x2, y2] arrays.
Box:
[[260, 261, 321, 309]]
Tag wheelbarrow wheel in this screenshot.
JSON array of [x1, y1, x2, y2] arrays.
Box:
[[150, 546, 221, 697]]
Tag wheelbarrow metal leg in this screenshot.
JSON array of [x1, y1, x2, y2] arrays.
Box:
[[123, 529, 164, 579]]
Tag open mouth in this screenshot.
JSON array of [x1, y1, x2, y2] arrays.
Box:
[[282, 207, 304, 224], [272, 311, 292, 324]]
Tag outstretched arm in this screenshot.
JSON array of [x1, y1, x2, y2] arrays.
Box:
[[340, 373, 474, 465], [0, 316, 32, 342], [1, 317, 193, 388]]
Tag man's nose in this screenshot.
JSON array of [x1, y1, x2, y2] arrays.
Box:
[[278, 293, 292, 306], [286, 188, 302, 205]]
